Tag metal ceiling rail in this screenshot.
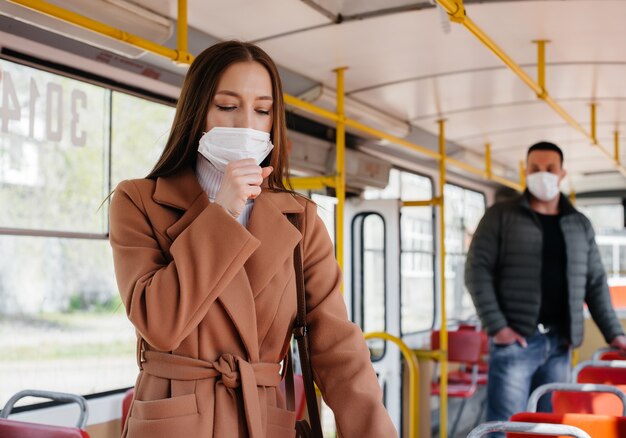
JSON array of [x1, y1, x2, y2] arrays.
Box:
[[8, 0, 524, 192], [435, 0, 626, 179]]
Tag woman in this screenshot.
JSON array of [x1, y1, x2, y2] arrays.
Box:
[[109, 40, 397, 438]]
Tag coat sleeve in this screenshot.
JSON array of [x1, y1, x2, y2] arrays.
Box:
[[464, 204, 508, 336], [584, 220, 624, 343], [109, 180, 260, 351], [301, 201, 397, 438]]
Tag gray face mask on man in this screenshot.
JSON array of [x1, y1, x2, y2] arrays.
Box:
[[527, 171, 560, 201]]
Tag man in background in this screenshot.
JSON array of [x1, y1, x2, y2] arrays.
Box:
[[465, 141, 626, 433]]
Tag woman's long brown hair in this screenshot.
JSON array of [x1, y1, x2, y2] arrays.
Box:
[[146, 40, 291, 192]]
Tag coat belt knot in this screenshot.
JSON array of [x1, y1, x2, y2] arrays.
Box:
[[214, 354, 240, 388], [140, 349, 284, 438]]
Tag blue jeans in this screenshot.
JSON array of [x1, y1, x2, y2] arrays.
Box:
[[486, 331, 571, 438]]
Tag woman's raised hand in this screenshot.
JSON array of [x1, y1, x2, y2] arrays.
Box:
[[214, 158, 273, 218]]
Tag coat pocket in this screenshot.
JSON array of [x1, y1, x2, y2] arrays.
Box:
[[133, 393, 198, 420], [267, 404, 296, 438]]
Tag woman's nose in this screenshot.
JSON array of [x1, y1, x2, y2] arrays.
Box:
[[234, 108, 254, 129]]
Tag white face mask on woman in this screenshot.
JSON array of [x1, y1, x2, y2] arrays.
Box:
[[198, 127, 274, 172], [527, 171, 560, 201]]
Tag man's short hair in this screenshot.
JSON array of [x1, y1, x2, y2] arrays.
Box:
[[527, 141, 564, 164]]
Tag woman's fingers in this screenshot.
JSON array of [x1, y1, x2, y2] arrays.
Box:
[[215, 160, 273, 217], [261, 166, 273, 179]]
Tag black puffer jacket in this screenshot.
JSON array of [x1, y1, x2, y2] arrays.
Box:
[[465, 191, 623, 347]]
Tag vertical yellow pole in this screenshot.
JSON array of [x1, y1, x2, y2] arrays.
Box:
[[176, 0, 191, 64], [485, 143, 492, 179], [177, 0, 187, 55], [569, 189, 576, 205], [590, 103, 598, 145], [615, 131, 621, 165], [335, 67, 347, 288], [533, 40, 549, 98], [438, 119, 448, 437], [519, 160, 526, 190]]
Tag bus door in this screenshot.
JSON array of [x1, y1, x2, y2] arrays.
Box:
[[344, 198, 402, 432]]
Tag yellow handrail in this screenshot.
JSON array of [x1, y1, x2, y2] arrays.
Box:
[[435, 0, 626, 178], [288, 176, 336, 190], [364, 332, 420, 438], [335, 68, 347, 284], [437, 119, 449, 437]]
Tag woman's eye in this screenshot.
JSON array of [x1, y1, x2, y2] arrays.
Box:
[[216, 105, 236, 111], [256, 109, 271, 115]]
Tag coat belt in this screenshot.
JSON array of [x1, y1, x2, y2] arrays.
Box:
[[142, 350, 282, 438]]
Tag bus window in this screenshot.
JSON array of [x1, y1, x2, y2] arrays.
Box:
[[400, 172, 435, 334], [444, 183, 486, 323], [0, 58, 109, 234], [352, 213, 386, 360], [0, 57, 174, 407], [111, 91, 175, 186], [311, 193, 336, 247], [579, 202, 626, 310]]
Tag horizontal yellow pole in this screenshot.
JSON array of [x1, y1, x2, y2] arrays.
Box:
[[491, 174, 524, 192], [10, 0, 192, 63], [283, 94, 340, 123], [344, 118, 442, 160], [413, 349, 446, 361], [365, 332, 420, 438], [402, 198, 442, 207], [446, 156, 488, 178], [288, 176, 336, 190]]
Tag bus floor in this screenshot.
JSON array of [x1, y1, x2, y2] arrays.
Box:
[[430, 385, 487, 438]]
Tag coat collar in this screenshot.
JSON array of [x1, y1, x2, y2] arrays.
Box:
[[153, 166, 205, 211], [518, 189, 578, 216]]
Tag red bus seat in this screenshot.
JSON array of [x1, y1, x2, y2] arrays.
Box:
[[0, 390, 90, 438], [431, 329, 483, 436], [575, 360, 626, 385], [552, 386, 626, 417], [0, 419, 89, 438], [592, 348, 626, 361], [509, 412, 626, 438]]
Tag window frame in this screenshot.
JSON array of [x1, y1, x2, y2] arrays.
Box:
[[351, 211, 388, 361], [0, 52, 176, 405], [0, 51, 176, 241], [396, 168, 437, 336]]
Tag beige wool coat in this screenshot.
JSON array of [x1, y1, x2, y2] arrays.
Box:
[[109, 166, 397, 438]]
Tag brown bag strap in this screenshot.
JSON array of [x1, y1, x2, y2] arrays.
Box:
[[287, 213, 323, 438]]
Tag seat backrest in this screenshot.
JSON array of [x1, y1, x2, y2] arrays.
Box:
[[431, 330, 482, 363], [578, 367, 626, 385], [599, 351, 626, 361], [0, 419, 89, 438], [121, 388, 134, 432], [458, 325, 490, 356], [553, 385, 626, 416], [509, 412, 626, 438]]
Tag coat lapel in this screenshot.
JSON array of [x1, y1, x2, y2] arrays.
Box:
[[151, 166, 260, 360], [152, 167, 208, 242], [244, 190, 305, 296]]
